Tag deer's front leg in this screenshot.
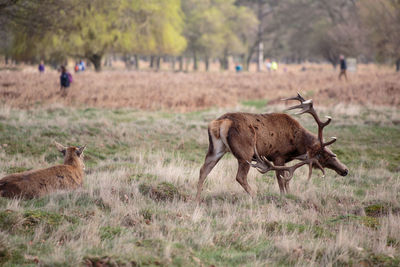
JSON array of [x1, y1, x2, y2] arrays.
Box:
[[274, 158, 288, 195], [235, 160, 255, 198]]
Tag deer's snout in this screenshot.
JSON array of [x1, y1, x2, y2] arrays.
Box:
[[342, 169, 349, 176]]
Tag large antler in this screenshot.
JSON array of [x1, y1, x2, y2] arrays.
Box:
[[247, 126, 325, 181], [282, 92, 337, 149], [247, 142, 325, 181]]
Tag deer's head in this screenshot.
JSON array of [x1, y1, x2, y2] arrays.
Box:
[[249, 93, 348, 181], [285, 93, 348, 177], [308, 143, 348, 176], [55, 141, 86, 170]]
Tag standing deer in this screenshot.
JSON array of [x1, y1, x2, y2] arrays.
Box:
[[0, 142, 86, 199], [196, 93, 348, 201]]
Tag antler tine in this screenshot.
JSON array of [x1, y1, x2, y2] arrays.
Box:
[[249, 142, 305, 181], [284, 94, 333, 147], [247, 142, 274, 174], [249, 145, 327, 181], [281, 92, 306, 102], [248, 124, 326, 182], [323, 137, 337, 147]]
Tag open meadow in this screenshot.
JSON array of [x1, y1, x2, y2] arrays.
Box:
[[0, 66, 399, 266]]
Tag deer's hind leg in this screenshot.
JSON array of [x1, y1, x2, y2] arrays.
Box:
[[196, 131, 226, 202]]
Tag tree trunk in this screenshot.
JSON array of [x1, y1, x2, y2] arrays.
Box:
[[185, 57, 189, 72], [257, 41, 263, 72], [396, 58, 400, 72], [156, 56, 161, 71], [256, 0, 263, 72], [205, 56, 209, 71], [150, 56, 155, 69], [5, 55, 8, 64], [193, 51, 198, 71], [223, 50, 229, 70], [219, 55, 228, 70], [171, 57, 176, 71], [89, 54, 102, 72], [134, 55, 139, 70], [246, 43, 257, 71], [178, 56, 183, 72]]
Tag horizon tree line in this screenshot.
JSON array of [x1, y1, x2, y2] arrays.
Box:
[[0, 0, 399, 71]]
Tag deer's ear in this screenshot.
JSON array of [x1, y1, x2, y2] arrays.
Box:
[[76, 145, 86, 156], [55, 141, 67, 154]]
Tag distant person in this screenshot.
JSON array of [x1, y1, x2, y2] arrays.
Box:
[[271, 61, 278, 71], [265, 59, 271, 72], [338, 55, 347, 81], [74, 62, 80, 73], [38, 60, 45, 73], [60, 66, 71, 96], [235, 63, 243, 72], [79, 60, 85, 71]]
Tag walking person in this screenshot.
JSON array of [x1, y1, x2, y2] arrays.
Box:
[[271, 60, 278, 72], [59, 66, 71, 97], [265, 59, 271, 72], [38, 60, 45, 73], [338, 55, 347, 81]]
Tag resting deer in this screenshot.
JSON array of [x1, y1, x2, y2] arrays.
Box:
[[196, 93, 348, 201], [0, 142, 86, 199]]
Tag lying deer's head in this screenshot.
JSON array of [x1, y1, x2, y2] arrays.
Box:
[[55, 141, 86, 170]]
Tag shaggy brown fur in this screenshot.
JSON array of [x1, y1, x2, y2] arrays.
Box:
[[196, 112, 348, 200], [0, 142, 86, 199]]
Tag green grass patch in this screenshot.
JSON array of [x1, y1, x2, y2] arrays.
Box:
[[241, 99, 268, 109], [100, 226, 124, 241]]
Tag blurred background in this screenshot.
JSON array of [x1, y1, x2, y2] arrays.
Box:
[[0, 0, 399, 72], [0, 2, 399, 266], [0, 0, 399, 110]]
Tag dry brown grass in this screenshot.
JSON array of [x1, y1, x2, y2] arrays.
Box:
[[0, 65, 399, 265], [0, 103, 398, 266], [0, 64, 399, 111]]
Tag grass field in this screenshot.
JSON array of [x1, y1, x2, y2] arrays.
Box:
[[0, 66, 399, 266], [0, 102, 399, 266]]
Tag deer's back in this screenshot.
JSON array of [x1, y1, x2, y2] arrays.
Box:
[[218, 112, 304, 136], [0, 165, 83, 199], [217, 112, 307, 160]]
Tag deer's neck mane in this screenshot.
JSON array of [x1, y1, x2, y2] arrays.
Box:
[[63, 157, 83, 170], [301, 128, 321, 152]]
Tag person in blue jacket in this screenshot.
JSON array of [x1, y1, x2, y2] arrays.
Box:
[[338, 55, 347, 81], [38, 60, 45, 73], [60, 66, 71, 96]]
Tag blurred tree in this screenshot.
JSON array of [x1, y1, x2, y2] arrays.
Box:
[[2, 0, 398, 71], [359, 0, 400, 71], [215, 0, 257, 70], [182, 0, 256, 71], [182, 0, 220, 71], [59, 0, 123, 71], [1, 0, 186, 71], [311, 0, 362, 67], [120, 0, 186, 70], [236, 0, 279, 71], [0, 0, 72, 63]]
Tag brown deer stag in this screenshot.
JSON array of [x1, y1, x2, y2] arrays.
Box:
[[196, 93, 348, 201], [0, 142, 86, 199]]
